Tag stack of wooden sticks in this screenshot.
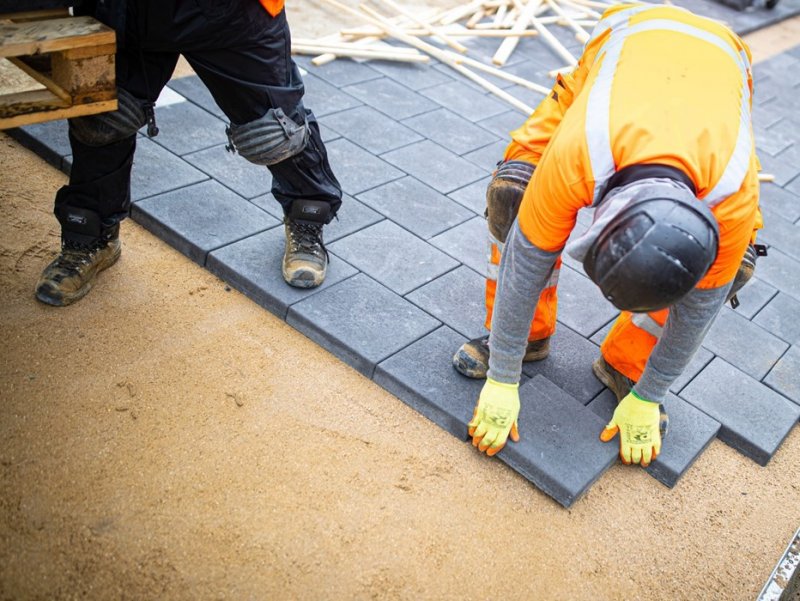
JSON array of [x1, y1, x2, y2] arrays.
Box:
[[293, 0, 620, 113]]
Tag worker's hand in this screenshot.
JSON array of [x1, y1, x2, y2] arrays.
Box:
[[600, 391, 662, 467], [468, 378, 520, 456]]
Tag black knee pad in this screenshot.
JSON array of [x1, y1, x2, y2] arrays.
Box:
[[486, 160, 535, 244], [227, 107, 309, 166], [70, 88, 147, 147]]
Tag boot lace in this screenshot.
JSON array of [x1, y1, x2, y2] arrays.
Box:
[[56, 240, 103, 272], [288, 221, 328, 259]]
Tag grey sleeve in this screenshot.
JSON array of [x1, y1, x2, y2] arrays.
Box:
[[634, 283, 732, 403], [487, 220, 560, 384]]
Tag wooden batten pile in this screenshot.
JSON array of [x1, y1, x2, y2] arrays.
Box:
[[296, 0, 619, 112]]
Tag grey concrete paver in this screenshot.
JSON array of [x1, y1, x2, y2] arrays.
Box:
[[132, 138, 209, 201], [419, 80, 509, 123], [402, 108, 500, 156], [382, 139, 489, 194], [681, 358, 800, 466], [702, 308, 789, 380], [357, 176, 473, 239], [754, 292, 800, 345], [342, 77, 439, 120], [184, 144, 271, 199], [429, 216, 489, 277], [328, 220, 459, 295], [321, 106, 423, 155], [287, 273, 440, 378], [325, 138, 405, 195], [406, 265, 487, 341], [502, 375, 618, 508], [765, 345, 800, 406], [374, 326, 483, 439], [447, 177, 491, 216], [151, 102, 226, 156], [133, 180, 277, 265]]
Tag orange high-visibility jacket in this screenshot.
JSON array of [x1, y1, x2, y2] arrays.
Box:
[[506, 3, 760, 289], [259, 0, 285, 16]]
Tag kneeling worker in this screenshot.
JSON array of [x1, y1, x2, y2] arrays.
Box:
[[456, 3, 763, 466]]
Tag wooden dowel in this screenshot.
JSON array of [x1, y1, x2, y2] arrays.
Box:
[[529, 14, 578, 65], [370, 0, 469, 53], [493, 0, 543, 65], [546, 0, 590, 43], [321, 0, 535, 114], [758, 173, 775, 183], [445, 51, 551, 94], [294, 46, 430, 63]]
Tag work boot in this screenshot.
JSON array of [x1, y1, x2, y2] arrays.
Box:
[[35, 236, 121, 306], [452, 335, 550, 379], [282, 199, 330, 289], [592, 356, 669, 438]]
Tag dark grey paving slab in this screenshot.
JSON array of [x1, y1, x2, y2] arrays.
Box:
[[326, 195, 384, 243], [374, 326, 484, 439], [753, 247, 800, 301], [325, 138, 404, 196], [286, 273, 440, 377], [499, 375, 617, 508], [430, 216, 488, 277], [406, 265, 487, 341], [476, 109, 528, 139], [131, 138, 209, 201], [588, 390, 721, 488], [765, 345, 800, 406], [785, 170, 800, 203], [669, 0, 800, 36], [419, 80, 509, 123], [754, 292, 800, 345], [151, 102, 226, 156], [341, 77, 439, 120], [295, 57, 382, 87], [589, 317, 615, 347], [132, 180, 278, 265], [447, 176, 490, 216], [521, 323, 605, 405], [755, 121, 795, 157], [557, 265, 619, 338], [9, 119, 70, 170], [184, 144, 271, 199], [730, 276, 777, 319], [670, 347, 715, 394], [357, 176, 473, 239], [206, 227, 358, 319], [167, 76, 226, 119], [463, 140, 510, 172], [702, 308, 789, 380], [758, 143, 800, 187], [366, 59, 454, 91], [681, 358, 800, 466], [760, 207, 800, 260], [382, 139, 488, 194], [321, 105, 423, 155], [248, 192, 282, 219], [318, 122, 339, 143], [301, 72, 363, 117], [402, 108, 500, 156], [328, 220, 458, 295]]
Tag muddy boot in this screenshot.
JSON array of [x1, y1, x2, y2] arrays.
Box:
[[592, 356, 669, 438], [283, 199, 330, 289], [35, 235, 122, 306], [452, 335, 550, 379]]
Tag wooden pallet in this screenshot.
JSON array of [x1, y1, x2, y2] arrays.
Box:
[[0, 9, 116, 129]]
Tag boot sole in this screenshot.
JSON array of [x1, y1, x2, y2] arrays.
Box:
[[453, 344, 550, 380], [35, 245, 121, 307], [282, 266, 325, 289]]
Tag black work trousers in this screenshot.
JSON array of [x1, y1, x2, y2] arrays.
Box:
[[57, 0, 342, 244]]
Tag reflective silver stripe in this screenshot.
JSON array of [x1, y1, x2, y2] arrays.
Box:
[[586, 16, 752, 207], [631, 313, 664, 338], [586, 3, 652, 47], [546, 266, 560, 288], [487, 233, 502, 281]]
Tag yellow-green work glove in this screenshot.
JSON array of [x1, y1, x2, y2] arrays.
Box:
[[600, 390, 662, 467], [468, 378, 520, 456]]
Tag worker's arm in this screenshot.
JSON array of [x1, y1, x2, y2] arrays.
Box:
[[633, 283, 731, 403], [468, 221, 559, 455]]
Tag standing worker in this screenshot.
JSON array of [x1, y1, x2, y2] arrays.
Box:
[[35, 0, 342, 306], [455, 3, 763, 466]]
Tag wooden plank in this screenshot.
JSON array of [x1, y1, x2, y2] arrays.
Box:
[[52, 50, 115, 99], [0, 86, 68, 117], [0, 97, 116, 129], [0, 16, 115, 58], [8, 55, 70, 101]]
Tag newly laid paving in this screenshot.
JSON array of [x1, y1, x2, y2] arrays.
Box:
[[11, 2, 800, 508]]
